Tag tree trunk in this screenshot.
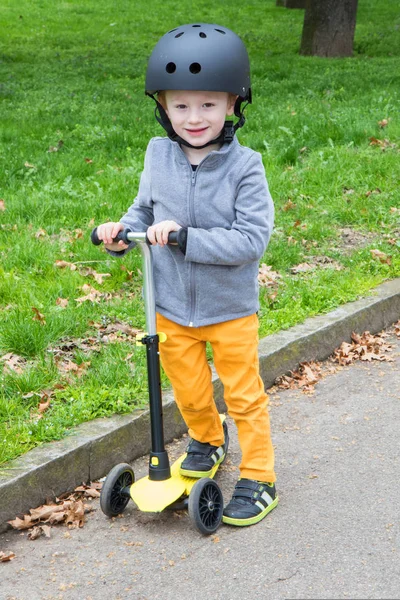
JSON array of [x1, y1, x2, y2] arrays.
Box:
[[276, 0, 306, 7], [300, 0, 358, 57]]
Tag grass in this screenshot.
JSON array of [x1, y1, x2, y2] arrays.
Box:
[[0, 0, 399, 464]]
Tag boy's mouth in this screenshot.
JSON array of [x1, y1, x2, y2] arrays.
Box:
[[185, 127, 209, 136]]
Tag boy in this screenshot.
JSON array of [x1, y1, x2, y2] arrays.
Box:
[[96, 23, 278, 526]]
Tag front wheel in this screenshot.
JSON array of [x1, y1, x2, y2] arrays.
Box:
[[188, 478, 223, 535], [100, 463, 134, 518]]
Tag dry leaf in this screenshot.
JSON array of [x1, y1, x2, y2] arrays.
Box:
[[75, 284, 110, 304], [283, 200, 296, 211], [0, 199, 5, 211], [365, 188, 381, 197], [332, 331, 393, 365], [24, 162, 36, 168], [370, 249, 391, 265], [28, 525, 51, 540], [258, 264, 281, 288], [54, 260, 77, 271], [65, 500, 85, 528], [56, 297, 69, 308], [48, 140, 64, 153], [291, 262, 314, 274], [32, 307, 46, 324], [0, 551, 16, 562], [79, 267, 111, 284], [8, 515, 34, 530], [1, 352, 26, 374], [276, 361, 322, 392]]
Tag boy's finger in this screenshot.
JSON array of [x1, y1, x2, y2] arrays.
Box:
[[112, 224, 122, 240], [147, 228, 156, 245]]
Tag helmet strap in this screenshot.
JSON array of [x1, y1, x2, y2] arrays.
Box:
[[147, 94, 248, 150]]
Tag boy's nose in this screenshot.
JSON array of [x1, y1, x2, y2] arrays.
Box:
[[187, 109, 202, 124]]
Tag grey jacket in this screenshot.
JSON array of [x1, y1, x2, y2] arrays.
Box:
[[116, 135, 274, 327]]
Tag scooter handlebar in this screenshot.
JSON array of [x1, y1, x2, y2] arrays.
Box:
[[91, 227, 179, 246]]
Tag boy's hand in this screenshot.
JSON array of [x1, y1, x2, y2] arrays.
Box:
[[96, 222, 129, 251], [147, 221, 182, 247]]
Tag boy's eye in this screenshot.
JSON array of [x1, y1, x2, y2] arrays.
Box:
[[175, 104, 187, 109], [203, 103, 214, 108]]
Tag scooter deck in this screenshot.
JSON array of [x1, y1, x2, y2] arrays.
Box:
[[129, 453, 220, 513]]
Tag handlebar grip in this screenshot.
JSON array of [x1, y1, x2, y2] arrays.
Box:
[[91, 227, 179, 246]]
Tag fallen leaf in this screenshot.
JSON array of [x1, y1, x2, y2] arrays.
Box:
[[79, 267, 111, 284], [332, 330, 393, 365], [0, 551, 16, 562], [28, 525, 51, 540], [54, 260, 77, 271], [8, 515, 34, 530], [0, 199, 5, 211], [291, 262, 314, 274], [276, 361, 322, 392], [365, 188, 381, 197], [283, 200, 296, 211], [32, 307, 46, 324], [1, 352, 26, 374], [370, 249, 391, 265], [47, 140, 64, 153], [258, 264, 281, 288], [56, 297, 69, 308], [24, 162, 36, 168]]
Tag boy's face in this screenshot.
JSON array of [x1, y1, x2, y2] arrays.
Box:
[[162, 90, 236, 148]]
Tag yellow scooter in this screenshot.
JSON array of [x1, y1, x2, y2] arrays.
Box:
[[91, 228, 227, 535]]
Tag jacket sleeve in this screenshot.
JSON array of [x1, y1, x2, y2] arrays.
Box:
[[107, 140, 155, 256], [184, 153, 274, 266]]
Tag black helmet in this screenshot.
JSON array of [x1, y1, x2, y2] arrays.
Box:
[[145, 23, 252, 149], [145, 23, 251, 101]]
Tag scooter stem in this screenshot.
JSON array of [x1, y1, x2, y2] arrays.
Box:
[[126, 232, 171, 481]]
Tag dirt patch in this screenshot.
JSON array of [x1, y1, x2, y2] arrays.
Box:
[[337, 227, 378, 254]]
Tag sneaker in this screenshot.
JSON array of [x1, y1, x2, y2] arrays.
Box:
[[179, 421, 229, 478], [222, 478, 278, 526]]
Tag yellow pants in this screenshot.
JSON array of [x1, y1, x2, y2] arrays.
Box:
[[156, 312, 276, 483]]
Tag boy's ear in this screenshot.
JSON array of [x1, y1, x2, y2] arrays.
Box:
[[227, 94, 238, 116]]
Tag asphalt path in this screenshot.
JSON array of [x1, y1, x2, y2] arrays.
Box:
[[1, 331, 399, 600]]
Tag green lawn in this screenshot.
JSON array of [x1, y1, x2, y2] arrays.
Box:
[[0, 0, 399, 464]]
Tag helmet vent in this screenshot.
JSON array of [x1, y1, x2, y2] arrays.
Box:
[[175, 32, 184, 38], [199, 32, 207, 38], [168, 28, 178, 33], [215, 28, 226, 35], [189, 62, 201, 74], [192, 24, 201, 27], [166, 62, 176, 74]]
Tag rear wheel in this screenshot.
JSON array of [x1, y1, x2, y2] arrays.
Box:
[[188, 478, 223, 535], [100, 463, 134, 518]]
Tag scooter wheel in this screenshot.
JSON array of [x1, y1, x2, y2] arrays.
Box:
[[188, 478, 223, 535], [100, 463, 134, 518]]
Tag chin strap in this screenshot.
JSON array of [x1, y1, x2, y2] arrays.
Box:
[[147, 94, 248, 150]]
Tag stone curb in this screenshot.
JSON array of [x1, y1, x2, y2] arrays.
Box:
[[1, 278, 399, 533]]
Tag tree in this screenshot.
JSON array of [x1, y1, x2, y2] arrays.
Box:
[[276, 0, 306, 7], [300, 0, 359, 57]]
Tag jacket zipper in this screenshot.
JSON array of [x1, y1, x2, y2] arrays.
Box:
[[188, 169, 198, 327]]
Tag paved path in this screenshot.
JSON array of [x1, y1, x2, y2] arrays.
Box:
[[1, 331, 399, 600]]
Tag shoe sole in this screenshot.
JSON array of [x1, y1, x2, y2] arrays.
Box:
[[222, 496, 279, 527], [179, 451, 226, 479]]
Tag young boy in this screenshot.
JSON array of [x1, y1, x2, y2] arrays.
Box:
[[96, 23, 278, 526]]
